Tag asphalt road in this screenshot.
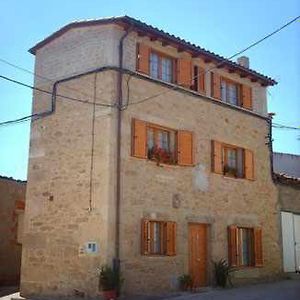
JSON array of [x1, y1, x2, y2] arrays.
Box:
[[164, 280, 300, 300]]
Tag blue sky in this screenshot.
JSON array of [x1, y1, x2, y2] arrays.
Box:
[[0, 0, 299, 180]]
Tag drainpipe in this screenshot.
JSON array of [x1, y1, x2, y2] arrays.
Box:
[[267, 112, 276, 182], [113, 25, 133, 278]]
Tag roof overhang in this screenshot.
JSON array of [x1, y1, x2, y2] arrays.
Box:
[[29, 16, 277, 86]]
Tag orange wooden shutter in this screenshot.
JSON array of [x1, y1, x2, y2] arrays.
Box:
[[211, 140, 223, 174], [141, 219, 150, 255], [177, 130, 193, 166], [228, 225, 238, 267], [165, 222, 176, 256], [254, 227, 263, 267], [137, 43, 150, 74], [244, 149, 254, 180], [211, 72, 221, 99], [132, 119, 147, 159], [198, 66, 206, 93], [242, 85, 252, 110], [177, 58, 192, 88]]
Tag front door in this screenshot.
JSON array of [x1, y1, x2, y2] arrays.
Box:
[[188, 223, 207, 287]]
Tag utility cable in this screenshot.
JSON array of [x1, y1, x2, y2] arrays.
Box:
[[126, 15, 300, 108], [0, 57, 109, 103], [0, 74, 113, 107]]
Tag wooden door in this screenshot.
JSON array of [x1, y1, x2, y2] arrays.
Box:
[[188, 223, 208, 287]]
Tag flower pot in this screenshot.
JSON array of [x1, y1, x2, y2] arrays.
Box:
[[102, 290, 117, 300]]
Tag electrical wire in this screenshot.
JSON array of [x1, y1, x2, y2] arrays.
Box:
[[0, 57, 109, 103], [272, 123, 300, 130], [126, 15, 300, 108], [0, 74, 114, 107]]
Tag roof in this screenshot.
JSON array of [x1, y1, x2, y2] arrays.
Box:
[[273, 152, 300, 178], [29, 15, 277, 86], [274, 173, 300, 186], [0, 175, 27, 184]]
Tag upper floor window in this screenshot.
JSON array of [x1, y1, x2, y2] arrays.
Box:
[[150, 52, 174, 83], [132, 119, 194, 166], [221, 79, 240, 106], [211, 140, 254, 180], [223, 145, 244, 178], [147, 124, 176, 164], [211, 72, 253, 110]]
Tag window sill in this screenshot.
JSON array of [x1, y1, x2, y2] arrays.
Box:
[[223, 174, 245, 180]]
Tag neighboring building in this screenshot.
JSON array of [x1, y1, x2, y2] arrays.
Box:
[[273, 152, 300, 178], [0, 176, 26, 286], [274, 153, 300, 274], [21, 16, 282, 297]]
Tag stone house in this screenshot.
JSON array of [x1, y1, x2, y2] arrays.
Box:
[[0, 176, 26, 286], [21, 16, 282, 297]]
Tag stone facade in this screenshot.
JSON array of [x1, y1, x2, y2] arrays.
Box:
[[0, 176, 26, 286], [21, 19, 282, 297]]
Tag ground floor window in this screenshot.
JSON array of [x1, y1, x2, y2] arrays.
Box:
[[141, 219, 176, 256], [228, 225, 263, 267]]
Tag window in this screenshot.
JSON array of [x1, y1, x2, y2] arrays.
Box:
[[141, 220, 176, 256], [228, 226, 263, 267], [221, 78, 241, 105], [238, 228, 254, 266], [132, 119, 194, 166], [223, 145, 244, 178], [211, 140, 254, 180], [147, 125, 176, 164], [150, 52, 174, 83]]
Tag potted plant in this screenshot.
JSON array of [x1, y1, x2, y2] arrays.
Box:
[[98, 265, 123, 300], [178, 274, 193, 291], [149, 145, 174, 166], [214, 258, 236, 288], [223, 165, 237, 177]]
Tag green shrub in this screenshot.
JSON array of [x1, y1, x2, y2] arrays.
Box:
[[178, 274, 193, 291], [214, 259, 236, 288]]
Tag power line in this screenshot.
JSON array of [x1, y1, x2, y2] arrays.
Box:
[[0, 57, 109, 103], [0, 113, 43, 127], [272, 122, 300, 130], [0, 74, 114, 107], [126, 15, 300, 108]]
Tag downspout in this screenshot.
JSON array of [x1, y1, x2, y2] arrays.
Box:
[[114, 25, 133, 272], [267, 112, 276, 182]]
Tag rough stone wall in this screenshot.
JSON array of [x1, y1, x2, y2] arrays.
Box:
[[278, 183, 300, 213], [119, 75, 282, 294], [0, 176, 26, 285], [20, 71, 118, 297]]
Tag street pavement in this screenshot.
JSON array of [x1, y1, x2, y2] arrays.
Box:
[[1, 280, 299, 300]]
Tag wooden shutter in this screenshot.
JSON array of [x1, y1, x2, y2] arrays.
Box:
[[137, 43, 150, 74], [228, 225, 238, 267], [177, 58, 192, 88], [141, 219, 150, 255], [244, 149, 254, 180], [254, 227, 263, 267], [198, 66, 206, 93], [165, 222, 176, 256], [242, 85, 252, 110], [132, 119, 147, 159], [211, 72, 221, 99], [177, 130, 193, 166], [211, 140, 223, 174]]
